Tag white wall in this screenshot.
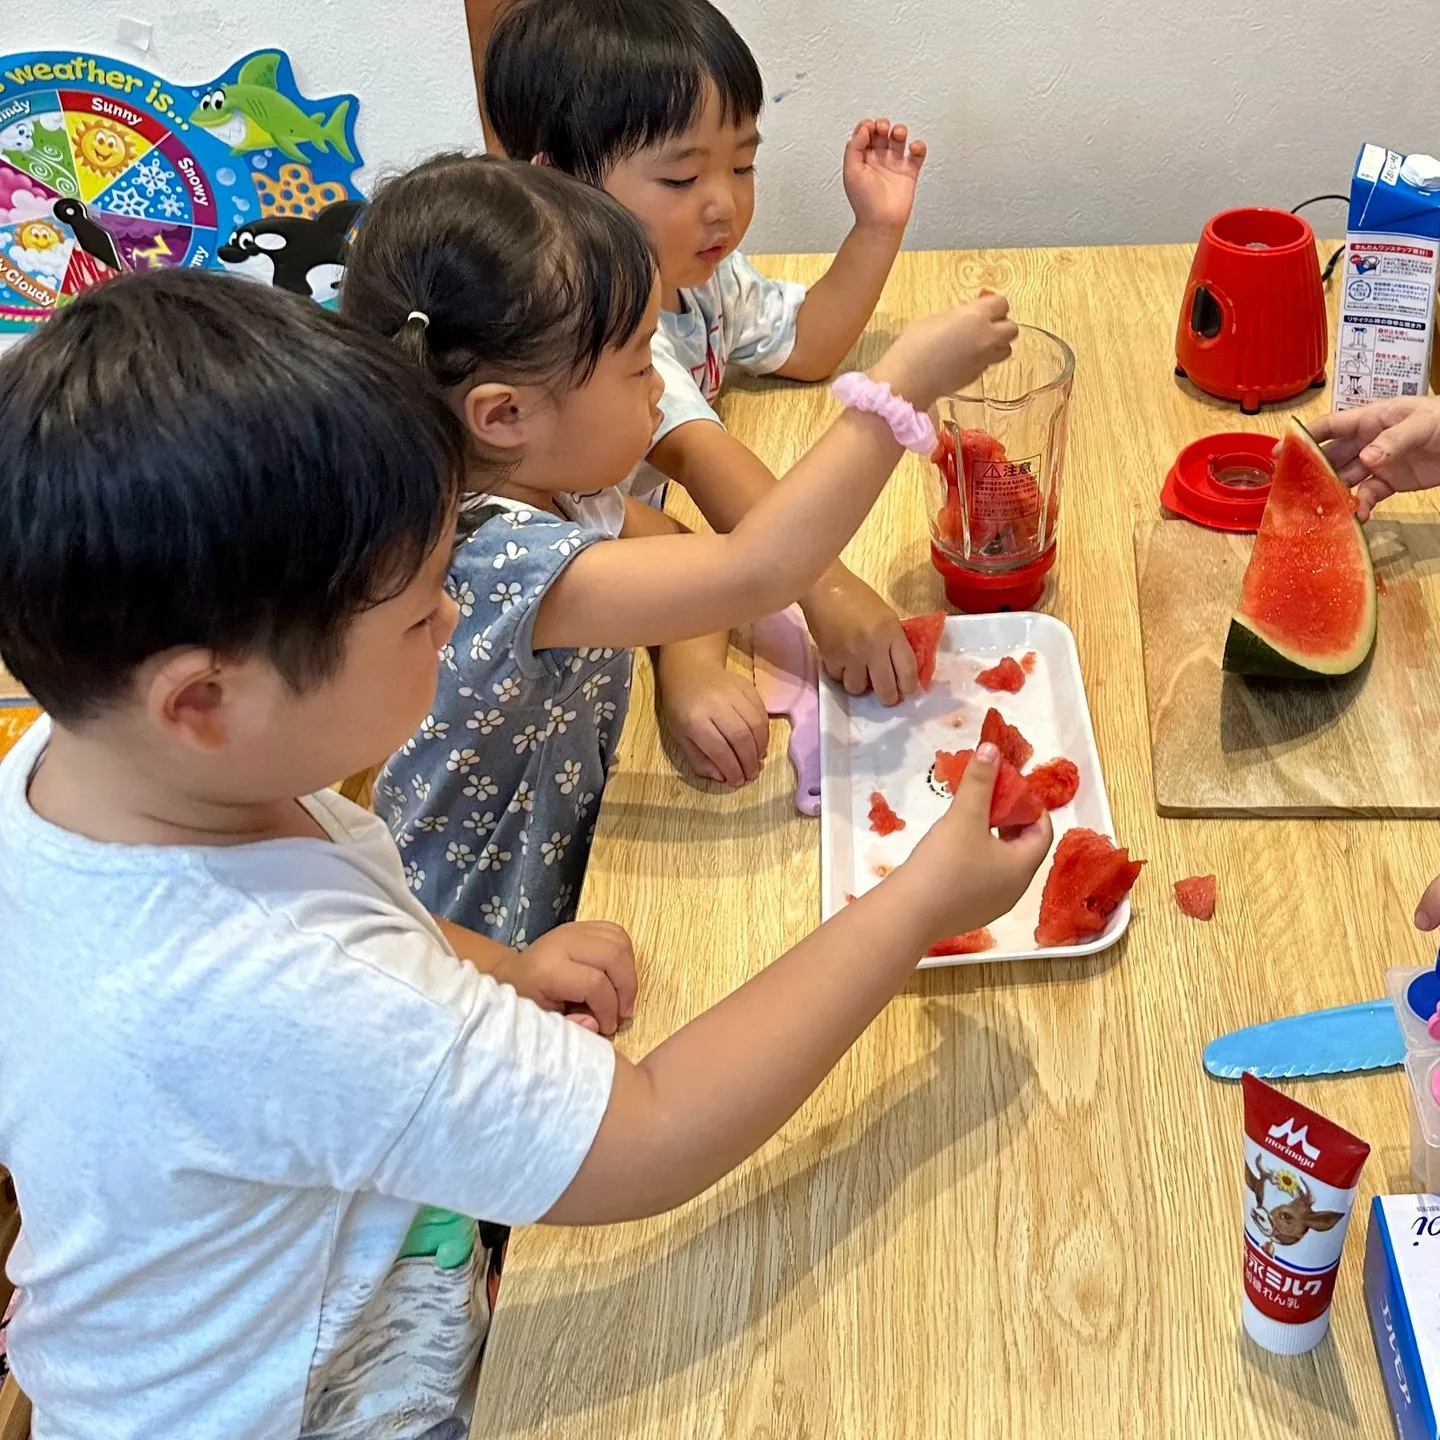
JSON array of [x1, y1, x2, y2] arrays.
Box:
[[0, 1, 483, 190], [732, 0, 1440, 252]]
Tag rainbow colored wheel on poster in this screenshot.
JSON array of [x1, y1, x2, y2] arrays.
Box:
[[0, 49, 363, 334]]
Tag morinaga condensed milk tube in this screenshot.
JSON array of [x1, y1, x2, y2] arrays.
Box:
[[1241, 1072, 1371, 1354]]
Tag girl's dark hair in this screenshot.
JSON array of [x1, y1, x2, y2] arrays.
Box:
[[340, 154, 655, 391], [0, 269, 464, 723], [484, 0, 764, 186]]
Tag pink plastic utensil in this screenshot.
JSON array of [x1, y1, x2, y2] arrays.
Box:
[[751, 606, 821, 817]]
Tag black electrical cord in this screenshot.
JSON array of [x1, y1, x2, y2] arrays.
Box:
[[1289, 194, 1351, 284]]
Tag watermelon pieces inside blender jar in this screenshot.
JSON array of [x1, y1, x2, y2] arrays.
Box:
[[931, 427, 1045, 560], [1035, 828, 1145, 947], [900, 611, 946, 690]]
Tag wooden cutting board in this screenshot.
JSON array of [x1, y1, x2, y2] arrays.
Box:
[[1134, 510, 1440, 816]]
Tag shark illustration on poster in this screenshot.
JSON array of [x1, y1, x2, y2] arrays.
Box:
[[0, 48, 365, 336]]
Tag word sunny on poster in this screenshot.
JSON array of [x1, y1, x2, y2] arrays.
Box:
[[0, 47, 365, 333]]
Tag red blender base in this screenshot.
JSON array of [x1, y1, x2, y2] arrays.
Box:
[[930, 543, 1056, 613]]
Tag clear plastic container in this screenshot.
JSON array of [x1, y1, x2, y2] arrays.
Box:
[[927, 325, 1074, 612], [1388, 966, 1440, 1189]]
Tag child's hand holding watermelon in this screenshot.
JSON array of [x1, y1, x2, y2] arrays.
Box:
[[894, 742, 1052, 943]]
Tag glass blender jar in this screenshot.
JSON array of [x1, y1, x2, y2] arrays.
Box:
[[929, 324, 1074, 611]]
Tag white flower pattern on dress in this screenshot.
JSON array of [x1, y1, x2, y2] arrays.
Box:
[[376, 501, 633, 949]]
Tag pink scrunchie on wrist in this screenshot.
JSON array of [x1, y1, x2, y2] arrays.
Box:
[[829, 372, 938, 455]]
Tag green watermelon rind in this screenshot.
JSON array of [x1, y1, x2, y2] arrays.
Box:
[[1221, 419, 1377, 680]]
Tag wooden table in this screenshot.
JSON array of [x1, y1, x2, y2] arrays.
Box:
[[474, 245, 1436, 1439]]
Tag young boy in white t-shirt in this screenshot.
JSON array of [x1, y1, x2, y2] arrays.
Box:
[[0, 269, 1048, 1440], [486, 0, 929, 714]]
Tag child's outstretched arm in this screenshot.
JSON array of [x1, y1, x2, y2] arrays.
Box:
[[542, 746, 1050, 1223], [776, 118, 927, 384], [531, 295, 1017, 652], [651, 419, 920, 705]]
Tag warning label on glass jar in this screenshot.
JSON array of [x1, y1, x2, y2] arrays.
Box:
[[1335, 236, 1438, 408]]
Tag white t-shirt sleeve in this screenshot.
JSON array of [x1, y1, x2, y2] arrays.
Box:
[[173, 893, 615, 1226], [719, 252, 808, 376], [651, 325, 721, 444]]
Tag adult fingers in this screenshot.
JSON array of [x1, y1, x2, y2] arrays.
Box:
[[1354, 477, 1394, 521], [1361, 407, 1440, 476]]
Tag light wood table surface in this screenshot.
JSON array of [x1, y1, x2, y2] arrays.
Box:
[[474, 244, 1437, 1440]]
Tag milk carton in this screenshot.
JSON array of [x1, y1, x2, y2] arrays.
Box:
[[1333, 146, 1440, 411]]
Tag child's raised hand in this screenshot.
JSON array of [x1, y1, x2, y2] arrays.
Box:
[[871, 293, 1019, 412], [658, 646, 770, 788], [495, 921, 638, 1036], [843, 118, 927, 235], [1306, 397, 1440, 520], [804, 569, 918, 705], [896, 743, 1052, 941]]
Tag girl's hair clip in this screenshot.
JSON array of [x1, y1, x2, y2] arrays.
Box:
[[406, 310, 430, 330]]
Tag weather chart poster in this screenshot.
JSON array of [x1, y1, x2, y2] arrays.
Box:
[[0, 48, 365, 334]]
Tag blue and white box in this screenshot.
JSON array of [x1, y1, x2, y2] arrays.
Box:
[[1367, 1193, 1440, 1439]]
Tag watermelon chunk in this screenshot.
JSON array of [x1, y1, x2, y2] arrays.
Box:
[[980, 707, 1034, 769], [868, 791, 906, 836], [1222, 419, 1377, 679], [1035, 828, 1145, 947], [1027, 757, 1080, 810], [1020, 652, 1037, 674], [976, 657, 1026, 693], [931, 749, 1044, 829], [1174, 874, 1217, 921], [926, 928, 996, 957], [901, 611, 946, 690]]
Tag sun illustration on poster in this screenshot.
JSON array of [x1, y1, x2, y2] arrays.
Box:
[[69, 117, 140, 180], [15, 220, 64, 253]]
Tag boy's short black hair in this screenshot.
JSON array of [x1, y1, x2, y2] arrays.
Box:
[[485, 0, 763, 185], [0, 269, 464, 723]]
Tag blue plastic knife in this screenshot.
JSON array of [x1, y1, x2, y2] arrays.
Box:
[[1203, 999, 1405, 1080]]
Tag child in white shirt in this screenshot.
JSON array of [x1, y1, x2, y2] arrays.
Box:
[[0, 268, 1047, 1440], [486, 0, 930, 708]]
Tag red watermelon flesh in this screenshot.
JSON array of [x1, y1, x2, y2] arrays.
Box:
[[1035, 828, 1145, 947], [1027, 757, 1080, 810], [931, 428, 1044, 558], [980, 706, 1033, 769], [868, 791, 906, 836], [926, 928, 996, 957], [976, 657, 1026, 693], [901, 611, 946, 690], [1174, 874, 1217, 921], [931, 749, 1045, 829], [1222, 419, 1377, 678]]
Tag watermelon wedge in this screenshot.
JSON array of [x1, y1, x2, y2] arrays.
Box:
[[926, 928, 996, 957], [1035, 828, 1145, 947], [868, 791, 906, 836], [980, 707, 1033, 769], [1222, 419, 1376, 679], [931, 749, 1044, 829], [901, 611, 946, 690]]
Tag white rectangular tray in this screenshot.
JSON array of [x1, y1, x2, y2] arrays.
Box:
[[819, 612, 1131, 967]]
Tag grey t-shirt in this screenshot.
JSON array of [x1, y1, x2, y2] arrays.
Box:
[[377, 497, 633, 945]]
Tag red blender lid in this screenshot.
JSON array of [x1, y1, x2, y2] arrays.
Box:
[[1161, 431, 1274, 532]]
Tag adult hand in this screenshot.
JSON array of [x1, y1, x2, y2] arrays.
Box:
[[1306, 397, 1440, 520]]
